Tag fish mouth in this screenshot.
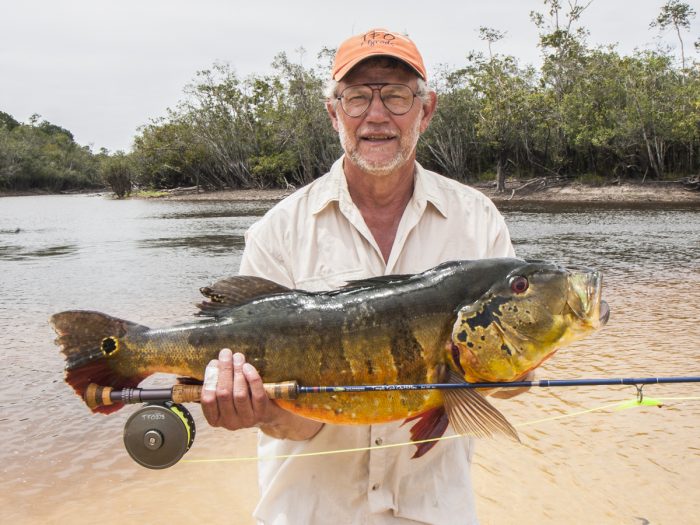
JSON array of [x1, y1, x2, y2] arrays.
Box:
[[566, 267, 609, 328]]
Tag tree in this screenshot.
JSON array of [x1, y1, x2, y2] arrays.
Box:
[[650, 0, 697, 69], [463, 53, 537, 191], [421, 66, 484, 181], [101, 153, 134, 198], [0, 111, 19, 131]]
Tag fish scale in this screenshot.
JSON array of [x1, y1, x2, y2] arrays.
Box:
[[51, 257, 608, 457]]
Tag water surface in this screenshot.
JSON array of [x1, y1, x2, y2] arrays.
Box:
[[1, 195, 698, 524]]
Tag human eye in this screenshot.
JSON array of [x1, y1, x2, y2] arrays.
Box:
[[343, 87, 370, 104], [382, 85, 412, 102]]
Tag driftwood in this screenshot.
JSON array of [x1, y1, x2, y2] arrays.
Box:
[[506, 176, 573, 200], [682, 176, 700, 191]]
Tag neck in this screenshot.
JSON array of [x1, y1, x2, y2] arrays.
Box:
[[344, 158, 416, 263]]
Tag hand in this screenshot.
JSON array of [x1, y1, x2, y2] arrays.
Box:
[[200, 348, 323, 440]]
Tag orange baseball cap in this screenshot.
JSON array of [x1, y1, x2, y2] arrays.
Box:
[[332, 28, 427, 81]]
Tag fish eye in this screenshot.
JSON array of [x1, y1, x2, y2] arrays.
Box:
[[509, 276, 529, 294]]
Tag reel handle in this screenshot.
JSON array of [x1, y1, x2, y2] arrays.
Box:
[[84, 380, 299, 409]]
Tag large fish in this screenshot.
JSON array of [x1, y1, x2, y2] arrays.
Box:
[[51, 258, 609, 456]]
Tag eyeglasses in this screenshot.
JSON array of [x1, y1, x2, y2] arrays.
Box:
[[336, 83, 418, 117]]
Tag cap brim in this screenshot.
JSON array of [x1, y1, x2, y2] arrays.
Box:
[[333, 52, 426, 81]]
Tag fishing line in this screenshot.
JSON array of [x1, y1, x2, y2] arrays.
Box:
[[91, 378, 700, 467], [180, 395, 700, 464]]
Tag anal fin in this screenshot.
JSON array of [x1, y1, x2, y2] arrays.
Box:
[[402, 406, 449, 458]]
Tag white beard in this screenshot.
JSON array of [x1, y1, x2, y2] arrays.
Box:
[[338, 114, 422, 177]]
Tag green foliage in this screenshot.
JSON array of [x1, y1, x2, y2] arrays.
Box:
[[131, 54, 339, 191], [0, 111, 19, 131], [0, 113, 101, 192], [100, 153, 134, 198]]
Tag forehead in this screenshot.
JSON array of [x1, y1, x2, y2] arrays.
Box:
[[340, 60, 418, 87]]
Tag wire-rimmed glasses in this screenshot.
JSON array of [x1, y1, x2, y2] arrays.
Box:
[[336, 83, 418, 117]]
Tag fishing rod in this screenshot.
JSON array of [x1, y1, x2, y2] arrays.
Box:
[[86, 375, 700, 407], [90, 376, 700, 470]]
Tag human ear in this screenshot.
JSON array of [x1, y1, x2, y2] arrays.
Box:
[[326, 100, 340, 132], [419, 91, 437, 133]]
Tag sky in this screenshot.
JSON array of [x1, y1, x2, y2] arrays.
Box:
[[1, 0, 698, 153]]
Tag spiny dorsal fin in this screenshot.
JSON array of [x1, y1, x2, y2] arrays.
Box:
[[325, 273, 415, 295], [197, 276, 291, 316], [443, 370, 520, 442]]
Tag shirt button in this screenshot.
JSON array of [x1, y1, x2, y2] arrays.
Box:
[[374, 437, 383, 446], [372, 483, 380, 491]]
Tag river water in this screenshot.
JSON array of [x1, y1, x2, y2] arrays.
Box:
[[1, 194, 698, 524]]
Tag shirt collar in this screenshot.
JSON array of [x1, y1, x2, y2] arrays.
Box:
[[310, 156, 448, 219]]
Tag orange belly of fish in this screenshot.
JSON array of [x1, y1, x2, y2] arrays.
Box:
[[275, 390, 444, 425]]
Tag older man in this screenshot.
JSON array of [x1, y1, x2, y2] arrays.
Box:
[[201, 28, 515, 524]]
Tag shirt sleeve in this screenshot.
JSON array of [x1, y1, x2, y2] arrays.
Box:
[[490, 209, 516, 257], [239, 223, 295, 288]]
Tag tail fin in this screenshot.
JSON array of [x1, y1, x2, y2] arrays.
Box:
[[50, 310, 149, 414]]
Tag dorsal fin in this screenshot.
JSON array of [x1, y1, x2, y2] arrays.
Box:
[[197, 276, 291, 316], [325, 273, 415, 294]]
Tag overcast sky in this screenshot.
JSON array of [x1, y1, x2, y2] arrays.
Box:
[[2, 0, 697, 152]]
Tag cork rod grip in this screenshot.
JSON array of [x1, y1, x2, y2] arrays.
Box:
[[84, 380, 300, 408], [173, 381, 299, 402]]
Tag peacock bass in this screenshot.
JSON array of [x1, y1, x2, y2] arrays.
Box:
[[50, 258, 609, 457]]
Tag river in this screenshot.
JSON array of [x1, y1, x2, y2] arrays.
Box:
[[1, 194, 698, 524]]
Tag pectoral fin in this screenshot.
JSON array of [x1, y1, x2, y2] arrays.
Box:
[[443, 371, 520, 442]]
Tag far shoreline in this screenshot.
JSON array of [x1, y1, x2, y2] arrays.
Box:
[[155, 178, 700, 205], [2, 178, 699, 204]]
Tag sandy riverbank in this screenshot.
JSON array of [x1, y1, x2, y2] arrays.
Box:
[[2, 178, 698, 204], [157, 179, 700, 204]]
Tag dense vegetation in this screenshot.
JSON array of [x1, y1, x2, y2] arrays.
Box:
[[1, 0, 698, 196], [0, 112, 104, 192]]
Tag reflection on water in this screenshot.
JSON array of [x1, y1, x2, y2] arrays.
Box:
[[0, 194, 698, 524], [0, 243, 79, 261], [137, 234, 246, 254], [151, 200, 276, 220]]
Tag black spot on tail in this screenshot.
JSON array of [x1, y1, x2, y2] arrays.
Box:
[[49, 310, 149, 414], [101, 337, 118, 355]]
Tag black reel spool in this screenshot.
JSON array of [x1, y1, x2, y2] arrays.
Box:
[[123, 402, 196, 469]]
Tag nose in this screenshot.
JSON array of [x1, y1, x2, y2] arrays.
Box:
[[363, 90, 391, 122]]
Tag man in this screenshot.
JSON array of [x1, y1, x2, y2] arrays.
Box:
[[201, 28, 515, 524]]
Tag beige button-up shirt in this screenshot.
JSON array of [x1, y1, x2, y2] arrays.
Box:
[[239, 157, 515, 525]]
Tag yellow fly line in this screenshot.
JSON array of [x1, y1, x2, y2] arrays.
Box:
[[181, 395, 700, 465]]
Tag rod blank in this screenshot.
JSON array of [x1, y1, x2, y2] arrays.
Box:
[[84, 376, 700, 409]]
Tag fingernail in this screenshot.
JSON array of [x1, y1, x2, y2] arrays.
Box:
[[242, 363, 255, 375], [203, 361, 219, 391], [233, 353, 244, 366], [219, 348, 232, 361]]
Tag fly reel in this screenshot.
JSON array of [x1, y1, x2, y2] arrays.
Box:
[[123, 402, 196, 469]]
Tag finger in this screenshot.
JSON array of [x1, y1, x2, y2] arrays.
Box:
[[232, 353, 255, 427], [200, 360, 220, 426], [216, 348, 237, 428], [203, 360, 219, 392], [243, 362, 268, 419]]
